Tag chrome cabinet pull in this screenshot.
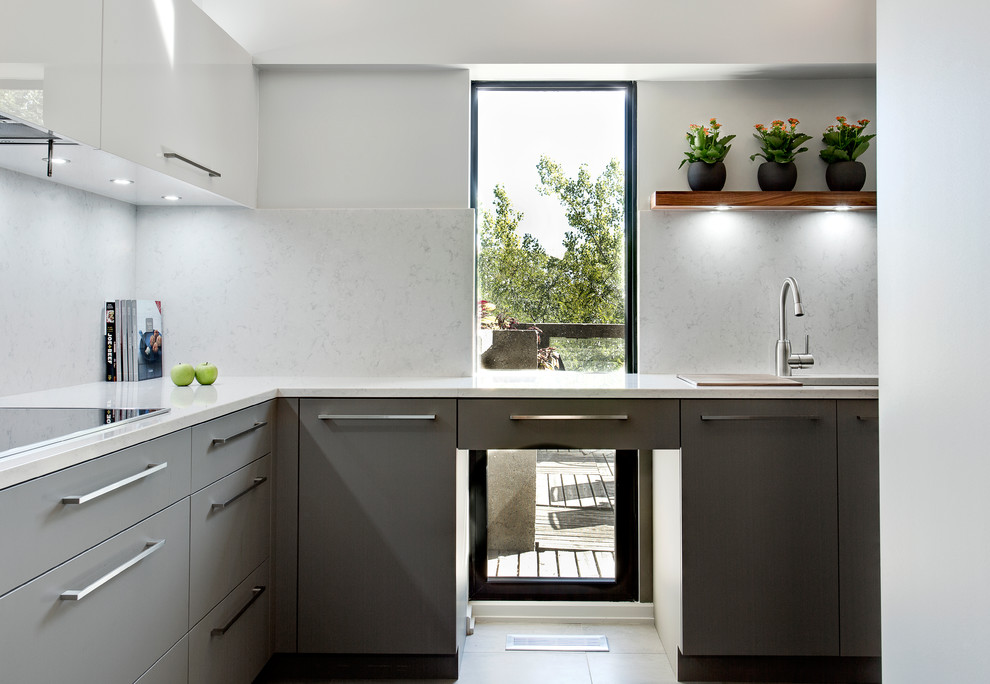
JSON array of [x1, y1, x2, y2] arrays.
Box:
[[509, 415, 629, 421], [700, 415, 821, 421], [318, 414, 437, 421], [211, 586, 266, 636], [61, 462, 168, 505], [211, 476, 267, 511], [59, 540, 165, 601], [211, 421, 267, 446], [163, 152, 221, 178]]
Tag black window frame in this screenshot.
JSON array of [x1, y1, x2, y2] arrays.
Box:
[[470, 81, 638, 372], [469, 448, 639, 601]]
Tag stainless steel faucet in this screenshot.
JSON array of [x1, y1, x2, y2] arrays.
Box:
[[775, 277, 815, 376]]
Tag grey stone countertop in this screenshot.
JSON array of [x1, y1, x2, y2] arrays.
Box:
[[0, 373, 877, 489]]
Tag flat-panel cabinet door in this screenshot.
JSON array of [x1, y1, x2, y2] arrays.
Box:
[[680, 399, 839, 657], [0, 0, 103, 147], [298, 398, 458, 655], [0, 500, 190, 684], [101, 0, 258, 206], [837, 400, 881, 657]]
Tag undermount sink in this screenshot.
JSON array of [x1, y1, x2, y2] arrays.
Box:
[[791, 375, 879, 386]]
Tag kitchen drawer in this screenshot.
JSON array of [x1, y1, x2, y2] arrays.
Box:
[[0, 500, 190, 684], [0, 429, 191, 596], [189, 453, 271, 625], [189, 559, 271, 684], [135, 635, 189, 684], [191, 401, 273, 491], [457, 398, 679, 450]]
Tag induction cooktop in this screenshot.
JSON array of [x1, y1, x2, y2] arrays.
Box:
[[0, 407, 170, 460]]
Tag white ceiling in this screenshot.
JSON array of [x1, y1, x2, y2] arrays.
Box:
[[193, 0, 876, 80]]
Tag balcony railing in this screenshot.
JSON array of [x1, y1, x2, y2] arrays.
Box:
[[514, 322, 625, 350]]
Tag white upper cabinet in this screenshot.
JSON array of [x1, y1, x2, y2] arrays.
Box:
[[101, 0, 258, 206], [0, 0, 103, 148]]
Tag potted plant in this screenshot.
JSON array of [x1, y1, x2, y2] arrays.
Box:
[[750, 118, 812, 191], [819, 116, 876, 191], [678, 118, 735, 191]]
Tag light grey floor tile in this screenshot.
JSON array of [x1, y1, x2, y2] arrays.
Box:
[[456, 651, 592, 684], [581, 623, 664, 654], [586, 653, 677, 684]]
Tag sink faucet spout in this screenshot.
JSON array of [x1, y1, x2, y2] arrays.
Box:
[[776, 277, 815, 376]]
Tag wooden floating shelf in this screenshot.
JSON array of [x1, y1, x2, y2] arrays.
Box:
[[651, 191, 877, 211]]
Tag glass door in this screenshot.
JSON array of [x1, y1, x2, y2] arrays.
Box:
[[469, 448, 638, 600]]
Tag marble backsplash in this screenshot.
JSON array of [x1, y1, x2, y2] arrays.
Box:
[[134, 207, 476, 378], [637, 209, 878, 375], [0, 168, 136, 396]]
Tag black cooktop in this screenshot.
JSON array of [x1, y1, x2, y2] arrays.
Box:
[[0, 407, 169, 460]]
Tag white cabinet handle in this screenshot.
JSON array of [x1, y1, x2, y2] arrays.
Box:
[[318, 414, 437, 421], [163, 152, 221, 178], [508, 415, 629, 421], [211, 477, 267, 511], [61, 462, 168, 505], [211, 421, 267, 446], [59, 540, 165, 601], [211, 586, 266, 636]]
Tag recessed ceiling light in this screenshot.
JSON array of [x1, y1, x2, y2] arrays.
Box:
[[42, 157, 69, 165], [161, 195, 182, 201], [110, 178, 134, 185]]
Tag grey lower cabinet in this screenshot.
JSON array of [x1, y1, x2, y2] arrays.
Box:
[[837, 400, 881, 657], [673, 398, 881, 683], [0, 500, 191, 684], [680, 399, 840, 657], [297, 398, 465, 678]]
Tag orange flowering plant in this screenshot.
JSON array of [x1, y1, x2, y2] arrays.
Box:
[[750, 118, 813, 164], [820, 116, 875, 163], [678, 118, 735, 168]]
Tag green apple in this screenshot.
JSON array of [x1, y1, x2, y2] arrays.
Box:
[[195, 362, 219, 385], [170, 363, 195, 387]]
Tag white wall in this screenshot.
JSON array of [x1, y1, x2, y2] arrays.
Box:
[[257, 68, 469, 209], [0, 167, 136, 396], [877, 2, 990, 682], [638, 209, 877, 375], [134, 207, 475, 377], [638, 79, 877, 208], [196, 0, 875, 69]]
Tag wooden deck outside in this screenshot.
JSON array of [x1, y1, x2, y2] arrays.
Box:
[[488, 449, 616, 579]]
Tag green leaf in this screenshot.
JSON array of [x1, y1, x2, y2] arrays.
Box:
[[850, 141, 870, 160]]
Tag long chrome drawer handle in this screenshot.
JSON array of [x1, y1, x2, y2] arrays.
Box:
[[856, 415, 879, 421], [318, 414, 437, 421], [211, 421, 267, 446], [700, 415, 821, 421], [509, 414, 629, 421], [61, 462, 168, 505], [211, 476, 268, 511], [211, 586, 266, 636], [59, 540, 165, 601], [163, 152, 221, 178]]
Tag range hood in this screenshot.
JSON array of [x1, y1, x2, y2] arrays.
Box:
[[0, 112, 240, 206], [0, 114, 73, 144]]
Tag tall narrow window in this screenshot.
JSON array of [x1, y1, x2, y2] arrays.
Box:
[[472, 83, 636, 373]]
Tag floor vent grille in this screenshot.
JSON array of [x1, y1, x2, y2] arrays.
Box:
[[505, 634, 609, 652]]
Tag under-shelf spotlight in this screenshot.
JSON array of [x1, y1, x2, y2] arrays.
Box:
[[833, 205, 851, 212], [713, 205, 730, 212]]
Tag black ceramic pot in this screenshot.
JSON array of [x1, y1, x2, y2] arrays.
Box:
[[687, 161, 727, 191], [757, 161, 798, 191], [825, 160, 867, 191]]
